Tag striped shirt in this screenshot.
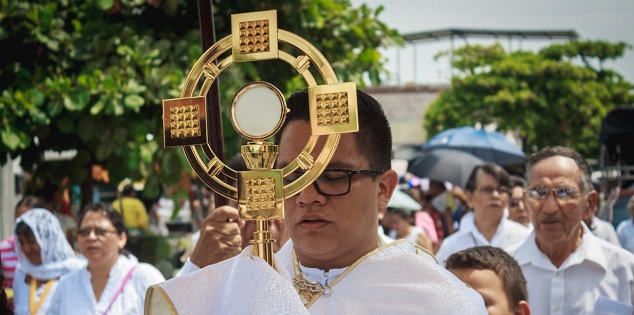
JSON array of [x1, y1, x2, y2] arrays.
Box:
[[1, 236, 18, 288]]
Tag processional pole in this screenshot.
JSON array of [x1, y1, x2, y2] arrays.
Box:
[[196, 0, 227, 208]]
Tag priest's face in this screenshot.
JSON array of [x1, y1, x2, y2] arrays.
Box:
[[277, 120, 395, 270]]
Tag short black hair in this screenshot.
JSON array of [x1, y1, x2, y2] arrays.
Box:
[[121, 184, 135, 197], [227, 153, 248, 186], [465, 163, 510, 193], [77, 202, 125, 235], [275, 89, 392, 170], [525, 146, 593, 193], [388, 207, 411, 221], [509, 175, 526, 189], [445, 246, 528, 310], [15, 195, 45, 210]]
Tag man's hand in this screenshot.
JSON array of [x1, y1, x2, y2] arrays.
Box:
[[189, 205, 245, 268]]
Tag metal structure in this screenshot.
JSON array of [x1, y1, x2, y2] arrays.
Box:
[[403, 28, 578, 42], [394, 28, 578, 85]]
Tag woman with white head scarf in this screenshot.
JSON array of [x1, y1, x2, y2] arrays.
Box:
[[12, 208, 85, 315]]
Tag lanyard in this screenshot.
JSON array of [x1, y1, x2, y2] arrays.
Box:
[[103, 265, 137, 315], [29, 277, 55, 315]]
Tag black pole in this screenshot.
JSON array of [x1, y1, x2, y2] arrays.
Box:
[[197, 0, 227, 208]]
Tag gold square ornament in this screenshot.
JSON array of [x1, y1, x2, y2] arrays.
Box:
[[308, 82, 358, 136], [232, 10, 278, 62], [237, 170, 284, 220], [162, 96, 208, 147]]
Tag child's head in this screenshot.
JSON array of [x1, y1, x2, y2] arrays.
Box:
[[445, 246, 530, 315]]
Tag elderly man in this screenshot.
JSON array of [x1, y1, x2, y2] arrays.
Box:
[[511, 146, 634, 315], [435, 163, 530, 265], [145, 90, 486, 314]]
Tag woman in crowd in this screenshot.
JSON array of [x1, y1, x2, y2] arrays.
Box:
[[49, 203, 164, 314], [388, 207, 434, 252], [12, 208, 86, 315]]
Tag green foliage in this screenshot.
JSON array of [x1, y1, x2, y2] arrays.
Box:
[[0, 0, 400, 199], [425, 41, 634, 158]]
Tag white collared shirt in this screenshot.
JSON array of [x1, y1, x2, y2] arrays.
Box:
[[510, 224, 634, 315], [48, 255, 165, 315], [435, 211, 530, 266]]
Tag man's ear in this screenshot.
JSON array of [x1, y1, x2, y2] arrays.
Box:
[[377, 170, 398, 210], [584, 190, 599, 218], [515, 300, 531, 315]]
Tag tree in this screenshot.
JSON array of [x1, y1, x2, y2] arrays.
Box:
[[0, 0, 401, 202], [424, 40, 634, 159]]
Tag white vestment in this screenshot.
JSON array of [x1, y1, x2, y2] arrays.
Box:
[[145, 239, 486, 314]]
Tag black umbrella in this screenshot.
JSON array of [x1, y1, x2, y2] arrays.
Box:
[[407, 149, 485, 187]]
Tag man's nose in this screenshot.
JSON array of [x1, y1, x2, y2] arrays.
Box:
[[296, 181, 327, 206], [541, 193, 560, 214]]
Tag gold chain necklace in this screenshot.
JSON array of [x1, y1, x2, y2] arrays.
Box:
[[29, 276, 55, 315], [292, 251, 332, 307]]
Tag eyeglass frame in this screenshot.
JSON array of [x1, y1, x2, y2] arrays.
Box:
[[77, 227, 119, 238], [524, 186, 583, 202], [289, 168, 386, 197]]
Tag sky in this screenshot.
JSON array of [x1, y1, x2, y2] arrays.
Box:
[[351, 0, 634, 85]]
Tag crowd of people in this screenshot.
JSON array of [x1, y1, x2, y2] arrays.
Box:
[[1, 89, 633, 314], [1, 198, 165, 314]]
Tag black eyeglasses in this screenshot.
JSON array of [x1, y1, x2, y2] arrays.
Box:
[[285, 169, 385, 197], [525, 186, 580, 202], [77, 227, 118, 237]]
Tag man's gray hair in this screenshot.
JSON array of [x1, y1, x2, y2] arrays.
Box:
[[525, 146, 593, 193]]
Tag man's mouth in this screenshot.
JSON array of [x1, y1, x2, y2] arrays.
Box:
[[298, 218, 329, 230]]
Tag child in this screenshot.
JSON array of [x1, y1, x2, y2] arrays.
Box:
[[445, 246, 530, 315]]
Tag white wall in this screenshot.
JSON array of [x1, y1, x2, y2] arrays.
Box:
[[1, 154, 17, 239]]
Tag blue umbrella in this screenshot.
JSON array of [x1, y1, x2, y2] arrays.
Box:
[[422, 126, 526, 166]]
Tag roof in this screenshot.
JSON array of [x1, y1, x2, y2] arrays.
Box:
[[403, 28, 579, 43]]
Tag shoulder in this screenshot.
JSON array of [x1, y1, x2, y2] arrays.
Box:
[[501, 220, 531, 244], [128, 197, 146, 206], [507, 233, 535, 262], [55, 272, 81, 296], [438, 230, 469, 249], [134, 263, 166, 284], [617, 219, 633, 232], [361, 241, 487, 312], [594, 236, 634, 263], [0, 237, 14, 249], [505, 219, 530, 231]]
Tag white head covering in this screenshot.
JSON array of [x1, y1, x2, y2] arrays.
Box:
[[14, 208, 85, 279]]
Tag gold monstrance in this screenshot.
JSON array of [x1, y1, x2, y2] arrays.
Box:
[[162, 10, 358, 267]]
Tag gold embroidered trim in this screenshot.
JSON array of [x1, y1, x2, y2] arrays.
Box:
[[292, 238, 423, 308]]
